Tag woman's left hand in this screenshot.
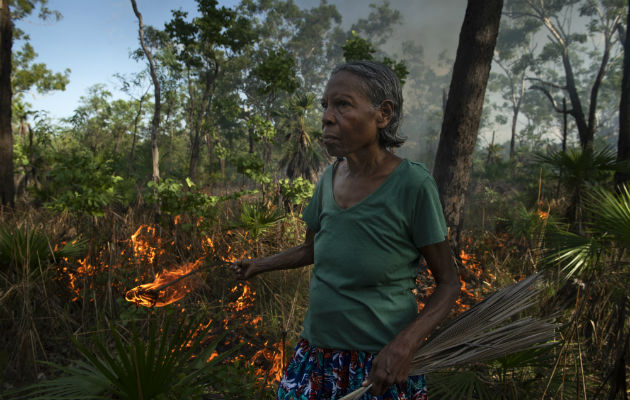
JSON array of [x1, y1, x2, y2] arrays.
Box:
[[363, 333, 415, 396]]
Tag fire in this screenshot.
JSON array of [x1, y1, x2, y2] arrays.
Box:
[[55, 219, 284, 386], [233, 283, 255, 312], [125, 259, 205, 307], [536, 209, 549, 220], [251, 341, 285, 384], [131, 225, 164, 264], [454, 249, 484, 312]]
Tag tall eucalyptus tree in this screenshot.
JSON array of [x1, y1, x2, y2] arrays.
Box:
[[164, 0, 254, 181], [433, 0, 503, 250], [131, 0, 161, 187], [506, 0, 627, 151], [0, 0, 66, 207]]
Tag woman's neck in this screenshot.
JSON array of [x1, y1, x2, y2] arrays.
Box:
[[344, 147, 399, 177]]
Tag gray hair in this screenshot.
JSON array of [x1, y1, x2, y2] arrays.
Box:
[[331, 61, 405, 148]]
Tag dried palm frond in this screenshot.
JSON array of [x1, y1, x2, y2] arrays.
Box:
[[340, 274, 558, 400]]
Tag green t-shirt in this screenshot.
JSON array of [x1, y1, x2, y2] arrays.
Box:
[[301, 159, 448, 352]]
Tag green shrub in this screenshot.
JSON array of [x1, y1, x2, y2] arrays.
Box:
[[234, 154, 272, 185], [147, 177, 220, 218], [230, 202, 285, 241], [40, 150, 123, 216], [279, 177, 314, 207]]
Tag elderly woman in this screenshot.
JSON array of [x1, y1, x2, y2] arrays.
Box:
[[232, 61, 460, 399]]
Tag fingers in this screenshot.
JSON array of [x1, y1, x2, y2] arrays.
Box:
[[366, 359, 407, 396], [230, 259, 257, 280], [229, 260, 247, 279]]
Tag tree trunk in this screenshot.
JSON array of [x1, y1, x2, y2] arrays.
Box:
[[616, 4, 630, 188], [131, 0, 160, 186], [486, 130, 495, 166], [0, 0, 14, 207], [189, 126, 201, 180], [188, 70, 214, 181], [433, 0, 503, 250], [128, 93, 146, 165], [561, 52, 592, 150], [509, 75, 524, 160]]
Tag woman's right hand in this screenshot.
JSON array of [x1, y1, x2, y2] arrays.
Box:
[[230, 259, 259, 280]]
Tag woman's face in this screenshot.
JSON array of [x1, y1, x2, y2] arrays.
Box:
[[320, 71, 386, 157]]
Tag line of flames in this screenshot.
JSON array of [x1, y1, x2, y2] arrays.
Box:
[[57, 220, 496, 389]]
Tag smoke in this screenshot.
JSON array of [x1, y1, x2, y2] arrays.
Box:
[[295, 0, 466, 68], [292, 1, 470, 163]]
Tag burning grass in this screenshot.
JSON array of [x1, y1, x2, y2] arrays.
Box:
[[0, 205, 512, 397]]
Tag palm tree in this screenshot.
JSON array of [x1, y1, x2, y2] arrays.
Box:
[[536, 147, 622, 231], [281, 93, 328, 182]]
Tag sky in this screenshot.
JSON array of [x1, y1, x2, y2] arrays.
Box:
[[16, 0, 466, 123]]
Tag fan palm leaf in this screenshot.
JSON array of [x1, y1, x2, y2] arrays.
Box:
[[585, 184, 630, 247], [544, 184, 629, 278], [8, 316, 236, 399]]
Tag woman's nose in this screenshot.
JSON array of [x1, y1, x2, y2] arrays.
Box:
[[322, 108, 334, 125]]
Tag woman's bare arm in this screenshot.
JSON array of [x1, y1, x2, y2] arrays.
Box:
[[230, 228, 315, 279], [366, 239, 461, 395]]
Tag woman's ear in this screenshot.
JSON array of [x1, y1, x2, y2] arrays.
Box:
[[377, 100, 394, 128]]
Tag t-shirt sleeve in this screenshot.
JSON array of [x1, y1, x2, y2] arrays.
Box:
[[301, 177, 324, 232], [411, 175, 448, 248]]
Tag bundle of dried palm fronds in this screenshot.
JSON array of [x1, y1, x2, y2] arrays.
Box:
[[340, 274, 557, 400]]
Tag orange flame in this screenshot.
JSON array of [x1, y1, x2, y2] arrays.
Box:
[[131, 225, 164, 264], [536, 209, 549, 220], [252, 341, 285, 384], [125, 259, 204, 307]]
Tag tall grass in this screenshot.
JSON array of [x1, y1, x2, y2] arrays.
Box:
[[0, 202, 309, 398], [1, 181, 627, 398]]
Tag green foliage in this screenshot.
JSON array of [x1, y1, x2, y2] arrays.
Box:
[[428, 346, 562, 399], [147, 178, 219, 218], [342, 31, 408, 85], [230, 202, 285, 240], [204, 360, 267, 400], [496, 202, 552, 247], [11, 1, 68, 114], [545, 184, 630, 278], [535, 147, 622, 189], [0, 224, 86, 273], [586, 184, 630, 246], [428, 369, 494, 399], [280, 93, 326, 181], [279, 177, 314, 207], [10, 0, 61, 21], [12, 42, 70, 98], [253, 48, 300, 95], [164, 1, 254, 66], [8, 316, 235, 400], [247, 115, 276, 143], [381, 56, 409, 85], [41, 150, 123, 217], [342, 30, 377, 62], [235, 153, 272, 185], [535, 147, 624, 226]]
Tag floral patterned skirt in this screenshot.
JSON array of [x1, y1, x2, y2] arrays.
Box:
[[277, 339, 428, 400]]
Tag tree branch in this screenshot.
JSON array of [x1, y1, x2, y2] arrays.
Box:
[[526, 77, 567, 91], [530, 84, 567, 113]]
